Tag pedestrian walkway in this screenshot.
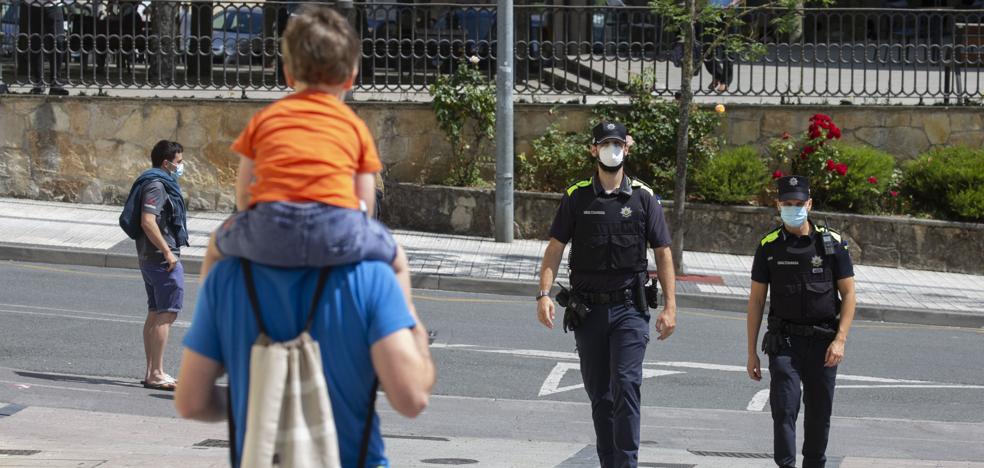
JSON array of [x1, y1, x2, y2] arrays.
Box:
[[1, 197, 982, 327], [1, 399, 982, 468]]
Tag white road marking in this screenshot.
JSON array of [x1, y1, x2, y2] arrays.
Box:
[[0, 379, 128, 395], [0, 308, 191, 328], [836, 384, 984, 389], [746, 389, 770, 411], [538, 362, 684, 396], [434, 344, 933, 384]]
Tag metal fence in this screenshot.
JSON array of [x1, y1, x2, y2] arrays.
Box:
[[3, 1, 984, 103]]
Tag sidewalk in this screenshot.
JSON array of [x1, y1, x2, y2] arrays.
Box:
[[2, 400, 982, 468], [1, 197, 982, 328]]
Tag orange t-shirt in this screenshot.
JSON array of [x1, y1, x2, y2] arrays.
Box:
[[231, 90, 382, 210]]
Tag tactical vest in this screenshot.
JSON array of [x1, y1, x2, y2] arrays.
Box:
[[762, 226, 840, 324], [568, 185, 648, 274]]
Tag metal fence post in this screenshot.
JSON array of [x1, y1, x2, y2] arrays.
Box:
[[494, 0, 514, 243]]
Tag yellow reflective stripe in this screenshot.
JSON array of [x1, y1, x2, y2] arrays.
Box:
[[566, 179, 592, 196], [760, 229, 781, 246]]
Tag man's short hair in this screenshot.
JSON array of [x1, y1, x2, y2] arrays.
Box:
[[151, 140, 184, 168], [282, 6, 360, 86]]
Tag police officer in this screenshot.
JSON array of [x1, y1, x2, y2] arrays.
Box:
[[536, 121, 677, 468], [746, 175, 857, 468]]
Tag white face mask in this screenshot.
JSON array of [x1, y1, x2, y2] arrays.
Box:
[[598, 143, 625, 168]]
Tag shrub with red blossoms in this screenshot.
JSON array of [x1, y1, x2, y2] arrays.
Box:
[[836, 163, 848, 176], [867, 176, 878, 184]]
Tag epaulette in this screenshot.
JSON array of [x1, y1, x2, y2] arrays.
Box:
[[760, 227, 782, 246], [630, 178, 655, 197], [566, 179, 592, 196]]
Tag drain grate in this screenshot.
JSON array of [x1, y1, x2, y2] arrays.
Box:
[[193, 439, 229, 448], [0, 449, 41, 456], [688, 450, 773, 459], [420, 459, 478, 465], [383, 434, 450, 442]]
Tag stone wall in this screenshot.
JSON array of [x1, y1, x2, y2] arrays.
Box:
[[380, 183, 984, 275], [3, 96, 981, 211]]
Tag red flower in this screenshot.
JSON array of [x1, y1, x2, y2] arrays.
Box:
[[808, 127, 823, 140], [890, 190, 899, 197], [810, 114, 832, 123], [800, 146, 816, 159], [829, 126, 842, 139], [867, 176, 878, 184], [835, 163, 848, 176], [772, 170, 784, 180], [826, 159, 836, 171], [782, 132, 791, 140]]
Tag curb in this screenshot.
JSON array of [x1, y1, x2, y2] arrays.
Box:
[[2, 243, 982, 329]]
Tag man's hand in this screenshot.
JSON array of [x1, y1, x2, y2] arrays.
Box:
[[654, 304, 676, 340], [164, 251, 178, 272], [747, 353, 762, 381], [537, 297, 555, 329], [825, 339, 845, 367]]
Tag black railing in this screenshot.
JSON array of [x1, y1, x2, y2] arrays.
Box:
[[2, 1, 984, 103]]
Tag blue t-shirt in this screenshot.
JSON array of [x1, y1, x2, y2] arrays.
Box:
[[183, 259, 416, 468]]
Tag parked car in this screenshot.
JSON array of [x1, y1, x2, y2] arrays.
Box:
[[211, 6, 263, 65]]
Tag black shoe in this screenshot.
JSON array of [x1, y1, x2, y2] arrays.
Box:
[[29, 87, 44, 95], [49, 87, 69, 96]]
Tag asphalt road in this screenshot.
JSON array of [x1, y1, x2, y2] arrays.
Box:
[[1, 260, 983, 462]]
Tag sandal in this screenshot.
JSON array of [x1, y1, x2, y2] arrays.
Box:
[[143, 380, 177, 392]]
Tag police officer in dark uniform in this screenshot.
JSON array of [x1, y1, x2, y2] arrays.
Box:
[[536, 121, 677, 468], [746, 175, 857, 468]]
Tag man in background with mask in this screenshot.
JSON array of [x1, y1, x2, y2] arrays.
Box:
[[746, 175, 856, 468], [536, 121, 676, 468], [121, 140, 190, 391]]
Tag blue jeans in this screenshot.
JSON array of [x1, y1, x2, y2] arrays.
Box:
[[574, 300, 651, 468], [215, 202, 397, 268]]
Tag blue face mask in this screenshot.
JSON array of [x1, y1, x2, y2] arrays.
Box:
[[170, 162, 185, 178], [780, 205, 808, 228]]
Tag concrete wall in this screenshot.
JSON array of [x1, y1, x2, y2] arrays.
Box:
[[380, 183, 984, 275]]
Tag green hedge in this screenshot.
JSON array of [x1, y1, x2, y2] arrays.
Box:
[[692, 146, 769, 204], [903, 148, 984, 221], [516, 124, 594, 193]]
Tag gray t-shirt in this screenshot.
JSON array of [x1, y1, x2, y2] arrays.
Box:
[[135, 180, 179, 264]]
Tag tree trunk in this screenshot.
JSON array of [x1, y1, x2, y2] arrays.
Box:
[[671, 0, 696, 275], [149, 1, 177, 86]]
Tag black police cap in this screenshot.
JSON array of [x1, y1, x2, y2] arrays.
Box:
[[592, 121, 627, 144], [777, 175, 810, 201]]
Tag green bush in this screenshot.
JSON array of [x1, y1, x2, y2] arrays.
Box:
[[903, 148, 984, 221], [692, 146, 770, 204], [429, 60, 496, 187], [516, 123, 594, 193], [820, 144, 896, 214], [594, 75, 721, 197]]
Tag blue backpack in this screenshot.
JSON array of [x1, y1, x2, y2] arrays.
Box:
[[119, 169, 189, 245]]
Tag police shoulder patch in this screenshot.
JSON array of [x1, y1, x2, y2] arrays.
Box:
[[630, 178, 654, 196], [566, 179, 592, 196], [760, 227, 782, 246]]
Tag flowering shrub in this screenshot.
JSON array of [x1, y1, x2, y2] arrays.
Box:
[[768, 114, 896, 214]]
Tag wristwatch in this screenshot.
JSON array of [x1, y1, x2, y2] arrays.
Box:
[[535, 290, 551, 301]]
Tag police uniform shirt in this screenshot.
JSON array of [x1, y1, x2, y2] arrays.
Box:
[[751, 223, 854, 322], [549, 175, 671, 292]]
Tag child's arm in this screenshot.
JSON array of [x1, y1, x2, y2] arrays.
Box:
[[355, 172, 377, 217], [235, 155, 254, 212]]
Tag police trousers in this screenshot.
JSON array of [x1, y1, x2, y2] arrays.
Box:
[[574, 300, 650, 468], [768, 334, 838, 468]]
